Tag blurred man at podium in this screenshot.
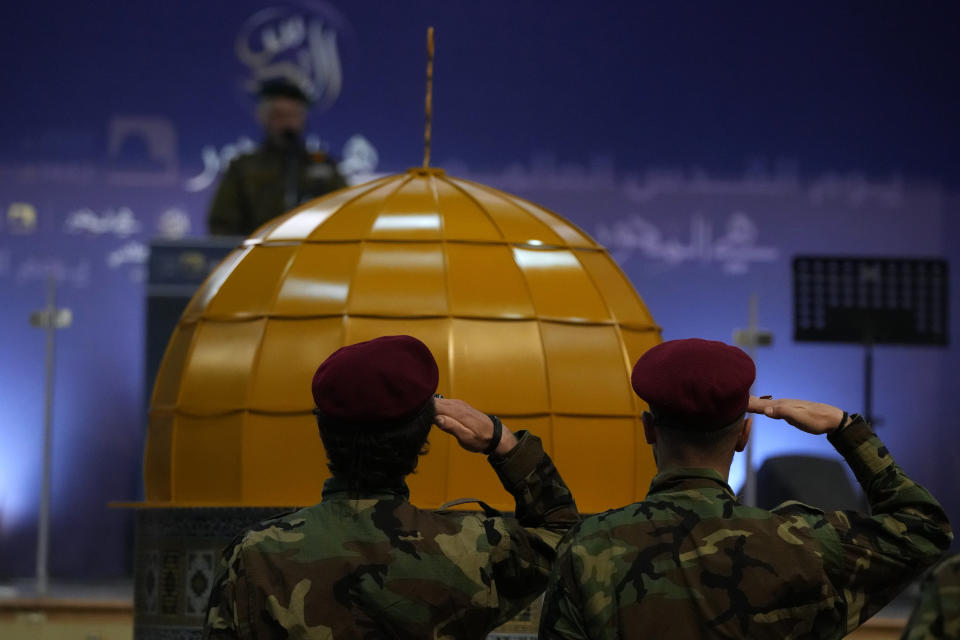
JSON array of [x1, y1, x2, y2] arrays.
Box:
[[207, 79, 347, 236]]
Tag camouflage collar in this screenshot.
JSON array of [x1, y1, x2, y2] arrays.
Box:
[[648, 467, 737, 499], [321, 477, 411, 501]]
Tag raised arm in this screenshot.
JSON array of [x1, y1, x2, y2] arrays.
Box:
[[749, 396, 953, 632], [434, 398, 580, 624]]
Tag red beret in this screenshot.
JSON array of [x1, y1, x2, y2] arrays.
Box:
[[311, 335, 439, 425], [631, 338, 755, 430]]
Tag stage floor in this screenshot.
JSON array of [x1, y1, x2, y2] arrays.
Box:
[[0, 579, 132, 640]]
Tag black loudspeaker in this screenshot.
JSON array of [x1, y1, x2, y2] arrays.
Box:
[[756, 455, 868, 513]]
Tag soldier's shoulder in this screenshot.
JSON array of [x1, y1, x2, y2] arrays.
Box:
[[572, 501, 647, 538], [767, 499, 829, 520], [571, 493, 781, 540], [233, 507, 313, 549]]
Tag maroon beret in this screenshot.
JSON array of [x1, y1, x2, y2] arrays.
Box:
[[311, 335, 439, 425], [631, 338, 756, 430]]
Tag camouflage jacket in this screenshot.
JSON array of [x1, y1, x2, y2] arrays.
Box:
[[203, 431, 579, 639], [207, 143, 347, 236], [902, 553, 960, 640], [540, 417, 952, 640]]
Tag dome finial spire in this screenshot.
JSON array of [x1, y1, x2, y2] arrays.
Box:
[[423, 26, 435, 168]]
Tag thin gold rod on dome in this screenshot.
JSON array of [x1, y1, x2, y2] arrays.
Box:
[[423, 26, 435, 168]]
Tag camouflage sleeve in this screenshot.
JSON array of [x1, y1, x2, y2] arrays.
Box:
[[207, 159, 247, 235], [775, 416, 953, 633], [901, 554, 960, 640], [202, 537, 249, 640], [538, 528, 592, 640], [482, 430, 580, 626], [490, 430, 579, 534]]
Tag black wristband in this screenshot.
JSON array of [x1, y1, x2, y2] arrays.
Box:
[[835, 410, 849, 432], [483, 414, 503, 456]]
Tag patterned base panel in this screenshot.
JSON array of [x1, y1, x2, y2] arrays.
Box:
[[133, 507, 293, 639]]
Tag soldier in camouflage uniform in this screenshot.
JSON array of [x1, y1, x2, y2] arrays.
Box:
[[540, 338, 952, 639], [207, 79, 347, 236], [902, 553, 960, 640], [204, 335, 579, 639]]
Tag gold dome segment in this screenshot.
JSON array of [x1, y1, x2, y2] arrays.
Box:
[[146, 169, 661, 512]]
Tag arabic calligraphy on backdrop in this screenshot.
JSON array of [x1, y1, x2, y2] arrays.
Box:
[[64, 207, 142, 237], [184, 136, 257, 193], [15, 258, 91, 288], [107, 241, 150, 283], [337, 135, 379, 181], [595, 212, 780, 275], [236, 2, 346, 109], [185, 133, 380, 192]]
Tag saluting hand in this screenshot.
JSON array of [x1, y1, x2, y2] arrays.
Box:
[[434, 398, 519, 457], [747, 395, 848, 435]]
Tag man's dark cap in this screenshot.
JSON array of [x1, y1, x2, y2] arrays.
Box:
[[257, 78, 311, 104], [631, 338, 756, 430], [311, 335, 439, 425]]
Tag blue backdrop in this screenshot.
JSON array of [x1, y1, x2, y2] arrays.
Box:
[[1, 0, 958, 578]]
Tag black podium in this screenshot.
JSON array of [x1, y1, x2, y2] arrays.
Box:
[[145, 237, 243, 407], [793, 256, 949, 423]]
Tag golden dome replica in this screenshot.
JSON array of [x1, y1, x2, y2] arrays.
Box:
[[131, 31, 660, 638], [145, 167, 661, 514]]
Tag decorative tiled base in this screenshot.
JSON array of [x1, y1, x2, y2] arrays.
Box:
[[133, 507, 292, 640]]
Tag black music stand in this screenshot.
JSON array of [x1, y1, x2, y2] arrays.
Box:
[[793, 256, 949, 424]]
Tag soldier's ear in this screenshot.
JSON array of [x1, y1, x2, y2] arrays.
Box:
[[641, 411, 657, 444], [734, 416, 752, 452]]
